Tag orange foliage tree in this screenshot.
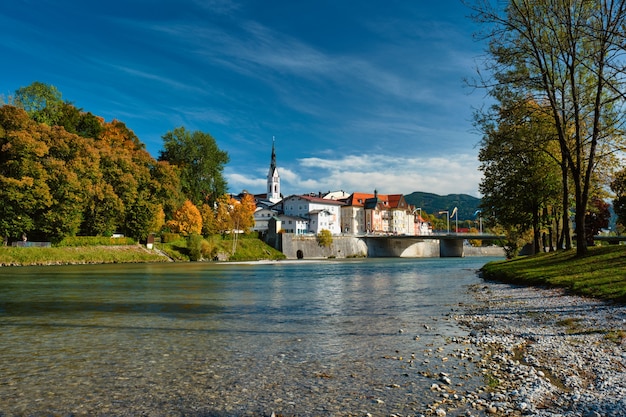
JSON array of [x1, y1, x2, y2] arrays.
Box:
[[167, 200, 203, 236]]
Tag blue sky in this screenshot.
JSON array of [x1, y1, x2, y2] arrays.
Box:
[[0, 0, 489, 197]]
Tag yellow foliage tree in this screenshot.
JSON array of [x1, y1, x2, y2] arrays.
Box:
[[200, 203, 217, 236], [230, 193, 256, 233], [167, 200, 202, 236]]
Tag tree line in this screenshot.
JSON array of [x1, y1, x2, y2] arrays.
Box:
[[468, 0, 626, 257], [0, 82, 254, 244]]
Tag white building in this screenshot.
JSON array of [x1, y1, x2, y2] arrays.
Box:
[[266, 138, 281, 204], [278, 214, 308, 235], [281, 195, 344, 235], [253, 207, 279, 233]]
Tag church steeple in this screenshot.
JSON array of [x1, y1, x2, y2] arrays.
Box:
[[267, 137, 281, 203]]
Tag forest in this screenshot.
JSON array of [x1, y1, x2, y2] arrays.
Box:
[[0, 82, 254, 245]]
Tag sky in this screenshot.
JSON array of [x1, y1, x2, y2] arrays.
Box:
[[0, 0, 491, 198]]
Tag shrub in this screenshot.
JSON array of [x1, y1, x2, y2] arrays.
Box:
[[161, 233, 181, 243], [188, 234, 204, 261], [316, 229, 333, 248]]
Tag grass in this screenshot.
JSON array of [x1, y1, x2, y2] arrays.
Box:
[[156, 234, 286, 262], [0, 234, 286, 266], [0, 245, 168, 266], [481, 245, 626, 303]]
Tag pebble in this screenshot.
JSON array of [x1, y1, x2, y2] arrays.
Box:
[[454, 283, 626, 417]]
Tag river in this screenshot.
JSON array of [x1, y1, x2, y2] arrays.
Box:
[[0, 257, 501, 416]]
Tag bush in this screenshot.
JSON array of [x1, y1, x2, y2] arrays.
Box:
[[201, 239, 218, 260], [188, 234, 204, 261], [316, 229, 333, 248], [161, 233, 181, 243]]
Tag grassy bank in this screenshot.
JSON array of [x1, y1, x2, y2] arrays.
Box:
[[157, 234, 286, 262], [0, 245, 169, 266], [481, 245, 626, 303], [0, 235, 286, 266]]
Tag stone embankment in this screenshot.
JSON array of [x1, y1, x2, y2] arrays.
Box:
[[443, 283, 626, 417]]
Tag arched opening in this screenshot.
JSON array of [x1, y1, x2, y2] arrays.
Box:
[[296, 250, 304, 259]]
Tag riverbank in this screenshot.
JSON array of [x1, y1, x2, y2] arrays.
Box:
[[446, 281, 626, 417], [0, 245, 171, 266], [481, 245, 626, 303]]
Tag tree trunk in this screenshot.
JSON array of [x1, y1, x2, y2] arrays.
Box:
[[533, 206, 541, 254], [561, 160, 571, 250]]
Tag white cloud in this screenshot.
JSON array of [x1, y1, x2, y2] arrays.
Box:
[[227, 153, 482, 198]]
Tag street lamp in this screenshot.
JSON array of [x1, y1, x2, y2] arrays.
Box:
[[451, 207, 458, 234], [438, 210, 449, 234]]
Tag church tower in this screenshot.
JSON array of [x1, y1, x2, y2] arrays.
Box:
[[267, 137, 281, 203]]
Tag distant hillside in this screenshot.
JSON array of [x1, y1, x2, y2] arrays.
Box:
[[404, 192, 481, 220]]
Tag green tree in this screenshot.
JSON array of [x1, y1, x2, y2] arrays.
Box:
[[467, 0, 626, 255], [159, 127, 229, 207], [14, 81, 64, 125], [316, 229, 333, 248], [477, 96, 562, 254]]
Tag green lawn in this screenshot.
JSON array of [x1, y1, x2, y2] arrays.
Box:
[[481, 245, 626, 303], [0, 245, 168, 266]]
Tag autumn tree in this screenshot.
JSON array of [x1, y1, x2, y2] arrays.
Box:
[[214, 194, 233, 235], [159, 127, 229, 207], [167, 200, 203, 236], [230, 193, 257, 233], [467, 0, 626, 255], [200, 204, 218, 236], [0, 106, 52, 241]]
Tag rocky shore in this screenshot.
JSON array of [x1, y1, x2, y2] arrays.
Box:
[[445, 282, 626, 417]]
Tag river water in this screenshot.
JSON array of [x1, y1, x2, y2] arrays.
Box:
[[0, 257, 500, 416]]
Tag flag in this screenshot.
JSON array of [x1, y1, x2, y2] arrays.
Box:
[[450, 207, 457, 218]]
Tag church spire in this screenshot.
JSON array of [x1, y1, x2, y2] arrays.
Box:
[[267, 136, 281, 203], [269, 136, 277, 175]]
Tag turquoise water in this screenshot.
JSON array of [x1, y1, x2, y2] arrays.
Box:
[[0, 257, 500, 416]]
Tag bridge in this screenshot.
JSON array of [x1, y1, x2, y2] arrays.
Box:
[[360, 234, 504, 257], [277, 233, 504, 259]]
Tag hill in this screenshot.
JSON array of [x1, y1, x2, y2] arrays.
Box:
[[404, 192, 481, 220]]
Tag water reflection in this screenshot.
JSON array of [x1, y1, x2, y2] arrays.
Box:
[[0, 257, 500, 416]]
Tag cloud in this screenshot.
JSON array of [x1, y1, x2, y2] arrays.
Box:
[[226, 153, 482, 198]]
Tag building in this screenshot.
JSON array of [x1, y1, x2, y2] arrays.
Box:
[[253, 207, 279, 233], [340, 192, 373, 234], [266, 137, 281, 204], [277, 214, 308, 235], [281, 194, 344, 235]]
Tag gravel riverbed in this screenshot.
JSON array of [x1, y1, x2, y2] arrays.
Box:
[[449, 282, 626, 417]]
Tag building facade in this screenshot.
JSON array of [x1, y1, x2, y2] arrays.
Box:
[[281, 195, 344, 235]]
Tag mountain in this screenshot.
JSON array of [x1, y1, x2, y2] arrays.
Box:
[[404, 192, 481, 220]]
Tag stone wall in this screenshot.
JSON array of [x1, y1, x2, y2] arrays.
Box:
[[279, 235, 368, 259], [274, 234, 505, 259]]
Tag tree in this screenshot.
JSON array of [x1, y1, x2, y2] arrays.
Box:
[[159, 127, 229, 207], [467, 0, 626, 255], [230, 193, 256, 233], [316, 229, 333, 248], [477, 96, 562, 254], [200, 204, 218, 236], [14, 81, 64, 125], [214, 194, 233, 235], [0, 106, 53, 241], [167, 200, 203, 236]]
